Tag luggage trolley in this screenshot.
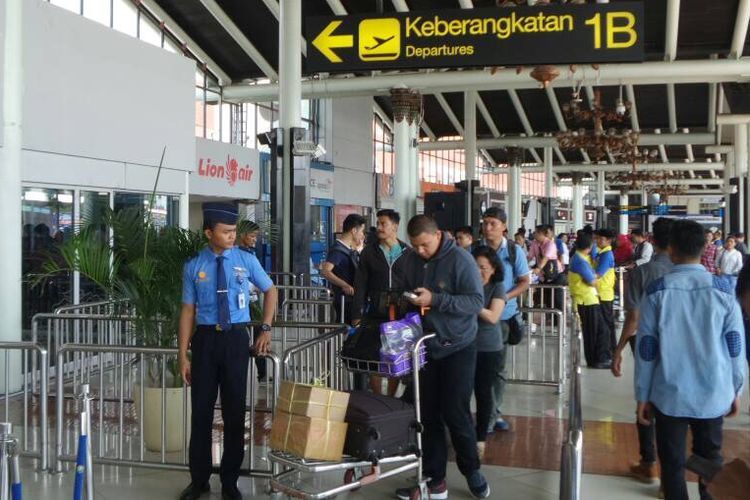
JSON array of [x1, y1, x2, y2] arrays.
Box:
[[268, 333, 436, 499]]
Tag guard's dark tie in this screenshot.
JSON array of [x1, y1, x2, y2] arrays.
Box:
[[216, 255, 231, 331]]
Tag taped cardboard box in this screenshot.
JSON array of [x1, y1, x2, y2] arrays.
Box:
[[270, 410, 348, 461], [277, 380, 349, 422]]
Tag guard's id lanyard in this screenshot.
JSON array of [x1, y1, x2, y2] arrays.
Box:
[[234, 266, 247, 309], [238, 292, 246, 309]]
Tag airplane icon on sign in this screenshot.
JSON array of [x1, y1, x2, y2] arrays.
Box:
[[365, 35, 395, 51]]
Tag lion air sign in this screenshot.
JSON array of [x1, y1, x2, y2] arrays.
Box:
[[192, 138, 260, 199]]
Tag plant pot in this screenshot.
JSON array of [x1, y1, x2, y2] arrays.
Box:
[[133, 384, 191, 452]]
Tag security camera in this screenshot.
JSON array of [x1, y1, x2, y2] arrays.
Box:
[[615, 98, 627, 116], [293, 140, 327, 159]]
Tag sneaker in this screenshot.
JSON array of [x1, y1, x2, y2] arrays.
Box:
[[477, 441, 486, 460], [395, 480, 448, 500], [493, 417, 510, 432], [467, 471, 491, 499], [629, 461, 658, 484]]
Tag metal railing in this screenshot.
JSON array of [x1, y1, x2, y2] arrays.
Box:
[[53, 343, 280, 477], [279, 299, 334, 323], [0, 342, 48, 471], [282, 326, 350, 391], [512, 285, 570, 393], [615, 267, 627, 322], [559, 309, 583, 500]]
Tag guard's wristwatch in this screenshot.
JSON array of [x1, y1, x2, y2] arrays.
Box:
[[260, 323, 272, 332]]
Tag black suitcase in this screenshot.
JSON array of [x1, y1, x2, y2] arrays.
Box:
[[344, 391, 418, 462]]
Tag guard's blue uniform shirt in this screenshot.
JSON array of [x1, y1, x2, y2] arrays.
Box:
[[635, 264, 747, 419], [182, 247, 273, 325]]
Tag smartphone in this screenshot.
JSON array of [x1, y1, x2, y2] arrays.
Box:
[[402, 291, 418, 300], [686, 454, 722, 482]]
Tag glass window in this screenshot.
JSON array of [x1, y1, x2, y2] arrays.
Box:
[[112, 0, 137, 37], [78, 191, 111, 303], [50, 0, 81, 14], [114, 192, 180, 230], [22, 188, 75, 329], [139, 14, 162, 46], [205, 90, 221, 141], [83, 0, 111, 26]]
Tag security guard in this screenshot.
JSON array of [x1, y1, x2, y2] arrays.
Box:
[[178, 203, 277, 500]]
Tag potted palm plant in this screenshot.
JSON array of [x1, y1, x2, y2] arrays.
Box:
[[34, 200, 205, 452]]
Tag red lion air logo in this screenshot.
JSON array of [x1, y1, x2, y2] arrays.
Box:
[[226, 156, 239, 187], [198, 155, 255, 187]]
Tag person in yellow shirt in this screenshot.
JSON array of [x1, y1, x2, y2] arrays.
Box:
[[593, 228, 617, 360], [569, 233, 611, 368]]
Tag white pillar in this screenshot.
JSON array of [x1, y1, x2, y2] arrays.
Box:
[[596, 172, 606, 208], [278, 0, 302, 272], [572, 184, 584, 231], [619, 194, 629, 234], [724, 150, 734, 235], [736, 123, 748, 233], [464, 92, 477, 226], [180, 171, 190, 229], [394, 118, 411, 241], [544, 147, 553, 200], [410, 121, 420, 215], [1, 0, 23, 391], [508, 164, 522, 234]]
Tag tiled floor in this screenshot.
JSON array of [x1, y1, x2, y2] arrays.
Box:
[[8, 336, 749, 499]]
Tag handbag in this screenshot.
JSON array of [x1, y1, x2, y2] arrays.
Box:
[[506, 313, 526, 346]]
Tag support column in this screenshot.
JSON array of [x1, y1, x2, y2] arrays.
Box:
[[180, 171, 190, 229], [543, 146, 553, 225], [572, 174, 584, 231], [724, 150, 734, 235], [735, 123, 747, 234], [596, 171, 606, 227], [410, 121, 420, 213], [391, 88, 422, 239], [464, 92, 477, 226], [1, 0, 23, 390], [278, 0, 302, 273], [619, 193, 629, 235]]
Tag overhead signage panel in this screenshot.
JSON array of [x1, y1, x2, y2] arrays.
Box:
[[306, 3, 644, 74]]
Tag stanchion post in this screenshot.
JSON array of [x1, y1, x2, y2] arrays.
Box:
[[1, 422, 12, 500]]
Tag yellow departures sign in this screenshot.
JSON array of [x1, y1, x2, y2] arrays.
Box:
[[306, 3, 644, 72], [312, 20, 354, 63]]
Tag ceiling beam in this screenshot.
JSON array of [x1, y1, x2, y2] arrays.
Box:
[[560, 178, 724, 187], [391, 0, 409, 12], [261, 0, 307, 56], [507, 89, 543, 164], [435, 93, 464, 135], [325, 0, 347, 15], [140, 0, 232, 85], [223, 59, 750, 101], [626, 85, 640, 131], [730, 0, 750, 58], [544, 87, 569, 164], [517, 162, 722, 174], [419, 132, 715, 151], [664, 0, 681, 62], [199, 0, 277, 80], [476, 92, 501, 137]]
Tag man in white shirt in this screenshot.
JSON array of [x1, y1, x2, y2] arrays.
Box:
[[716, 236, 744, 290], [628, 230, 653, 269]]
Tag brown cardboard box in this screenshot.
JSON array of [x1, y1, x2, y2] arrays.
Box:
[[270, 410, 348, 462], [277, 380, 349, 422]]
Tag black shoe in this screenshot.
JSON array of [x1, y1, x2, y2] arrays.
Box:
[[222, 485, 243, 500], [178, 483, 209, 500]]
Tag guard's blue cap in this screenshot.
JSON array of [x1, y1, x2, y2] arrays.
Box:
[[202, 202, 239, 225]]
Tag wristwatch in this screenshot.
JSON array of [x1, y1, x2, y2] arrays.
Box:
[[260, 323, 272, 332]]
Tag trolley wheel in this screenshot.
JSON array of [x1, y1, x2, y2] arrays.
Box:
[[343, 468, 362, 491]]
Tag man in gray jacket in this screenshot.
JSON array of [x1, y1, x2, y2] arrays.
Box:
[[395, 215, 489, 500]]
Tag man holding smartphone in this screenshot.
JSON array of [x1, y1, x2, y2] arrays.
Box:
[[395, 215, 488, 500]]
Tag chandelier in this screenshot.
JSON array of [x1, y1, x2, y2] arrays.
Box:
[[557, 88, 638, 160]]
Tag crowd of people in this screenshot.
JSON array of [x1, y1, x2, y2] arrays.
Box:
[[321, 209, 748, 500]]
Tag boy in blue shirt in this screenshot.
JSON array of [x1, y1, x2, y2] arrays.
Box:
[[636, 220, 746, 500]]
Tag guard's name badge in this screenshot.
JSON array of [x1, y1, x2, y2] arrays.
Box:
[[238, 292, 246, 309]]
